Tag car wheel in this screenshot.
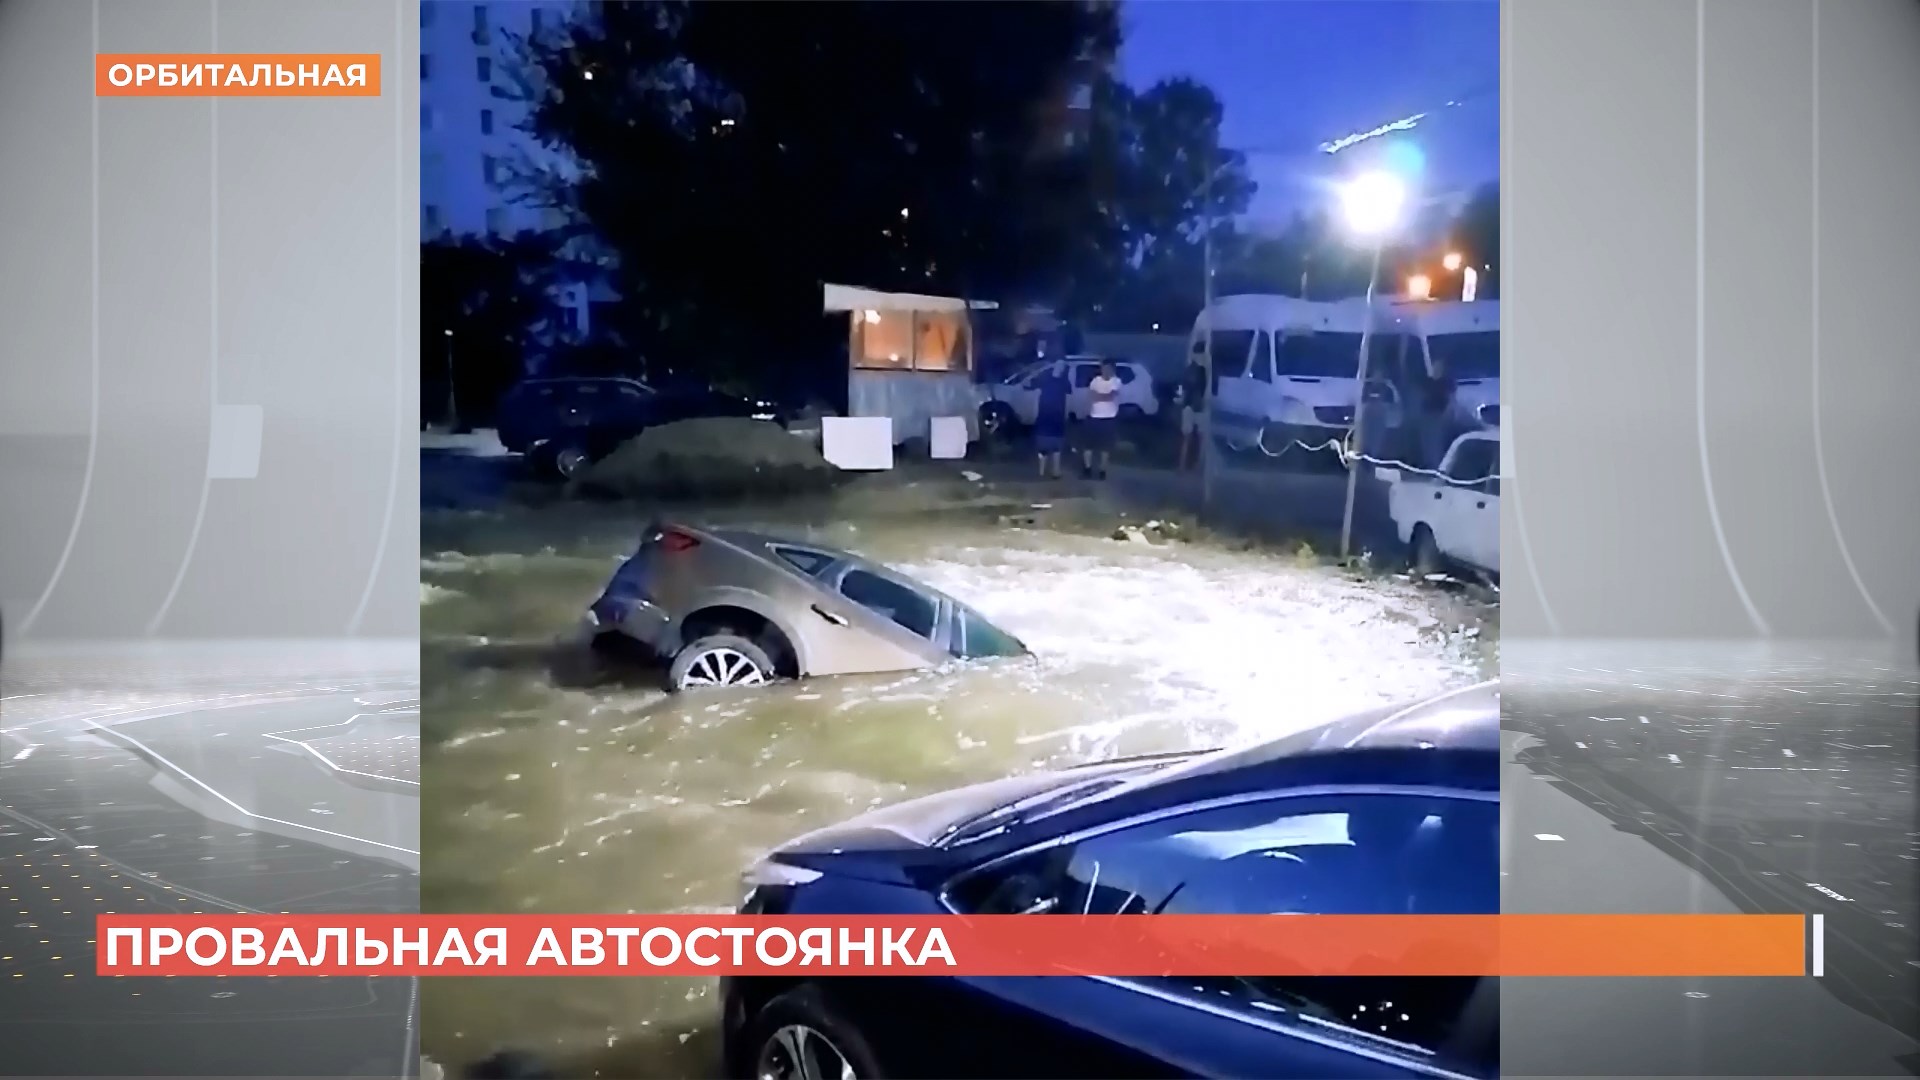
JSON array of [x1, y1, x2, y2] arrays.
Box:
[[1410, 525, 1444, 576], [746, 985, 885, 1080], [669, 634, 777, 692], [978, 401, 1016, 439], [553, 443, 592, 480]]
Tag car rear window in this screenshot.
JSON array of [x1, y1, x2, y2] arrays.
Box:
[[771, 545, 835, 578], [1446, 438, 1498, 485]]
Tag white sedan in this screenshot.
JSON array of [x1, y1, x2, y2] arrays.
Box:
[[977, 357, 1160, 433], [1388, 428, 1500, 578]]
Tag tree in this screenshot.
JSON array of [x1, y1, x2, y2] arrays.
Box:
[[1066, 76, 1256, 326], [420, 233, 556, 428], [517, 0, 1120, 397]]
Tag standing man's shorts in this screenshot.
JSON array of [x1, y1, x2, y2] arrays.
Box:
[[1180, 406, 1202, 436], [1082, 416, 1119, 452]]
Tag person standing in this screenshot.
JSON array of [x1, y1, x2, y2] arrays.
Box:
[[1082, 359, 1122, 480], [1031, 361, 1070, 479], [1419, 356, 1457, 469], [1177, 350, 1209, 472]]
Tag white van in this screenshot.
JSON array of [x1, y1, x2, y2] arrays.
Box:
[[1190, 295, 1414, 459], [1385, 299, 1500, 431]]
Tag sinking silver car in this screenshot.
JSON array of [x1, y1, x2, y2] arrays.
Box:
[[584, 522, 1029, 691]]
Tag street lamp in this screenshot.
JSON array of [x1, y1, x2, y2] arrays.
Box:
[[1441, 251, 1463, 272], [443, 328, 457, 432], [1336, 169, 1408, 561], [1406, 273, 1433, 300]]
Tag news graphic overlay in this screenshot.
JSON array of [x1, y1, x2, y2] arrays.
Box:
[[2, 2, 418, 1075], [97, 913, 1820, 979]]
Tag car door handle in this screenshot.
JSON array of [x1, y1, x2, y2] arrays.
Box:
[[811, 604, 848, 627]]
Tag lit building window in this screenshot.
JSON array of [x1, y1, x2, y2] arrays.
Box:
[[851, 310, 971, 373]]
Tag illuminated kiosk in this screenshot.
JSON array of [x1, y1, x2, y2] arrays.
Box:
[[824, 283, 997, 452]]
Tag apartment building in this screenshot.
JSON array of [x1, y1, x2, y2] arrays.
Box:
[[420, 0, 599, 340]]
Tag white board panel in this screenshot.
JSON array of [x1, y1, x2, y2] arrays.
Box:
[[821, 416, 894, 471], [928, 416, 968, 460]]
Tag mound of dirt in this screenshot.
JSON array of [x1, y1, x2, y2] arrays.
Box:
[[572, 417, 843, 501]]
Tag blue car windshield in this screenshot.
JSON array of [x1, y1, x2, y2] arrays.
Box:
[[940, 761, 1184, 846]]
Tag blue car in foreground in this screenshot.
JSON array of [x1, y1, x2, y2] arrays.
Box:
[[723, 681, 1501, 1080]]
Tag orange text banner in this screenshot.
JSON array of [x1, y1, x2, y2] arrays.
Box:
[[95, 54, 382, 97], [94, 914, 1811, 978]]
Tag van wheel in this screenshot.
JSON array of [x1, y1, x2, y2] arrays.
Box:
[[1410, 525, 1444, 576]]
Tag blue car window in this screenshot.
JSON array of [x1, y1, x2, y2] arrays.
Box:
[[960, 794, 1493, 918], [954, 792, 1497, 1073]]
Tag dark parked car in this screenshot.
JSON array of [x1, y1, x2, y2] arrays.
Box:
[[723, 681, 1500, 1080], [496, 376, 789, 479], [586, 523, 1029, 692]]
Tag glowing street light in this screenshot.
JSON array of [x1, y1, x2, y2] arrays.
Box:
[[1442, 251, 1463, 272], [1337, 169, 1411, 561], [1406, 274, 1433, 300], [1339, 170, 1408, 238]]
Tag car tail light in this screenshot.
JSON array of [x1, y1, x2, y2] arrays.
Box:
[[652, 528, 700, 554]]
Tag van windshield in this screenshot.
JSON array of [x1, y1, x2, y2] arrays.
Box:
[[1427, 331, 1500, 381], [1276, 332, 1398, 378]]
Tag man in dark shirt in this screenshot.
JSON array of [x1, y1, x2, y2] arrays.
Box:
[[1032, 362, 1070, 479], [1419, 358, 1457, 469], [1178, 352, 1209, 472]]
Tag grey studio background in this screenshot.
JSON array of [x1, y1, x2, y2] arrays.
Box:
[[1504, 0, 1920, 647], [0, 0, 418, 644]]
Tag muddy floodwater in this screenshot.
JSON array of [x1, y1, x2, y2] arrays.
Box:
[[419, 491, 1490, 1077]]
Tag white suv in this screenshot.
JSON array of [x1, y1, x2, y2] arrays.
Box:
[[978, 357, 1160, 434], [1388, 428, 1500, 578]]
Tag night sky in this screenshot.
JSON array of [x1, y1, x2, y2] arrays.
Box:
[[1121, 0, 1499, 229]]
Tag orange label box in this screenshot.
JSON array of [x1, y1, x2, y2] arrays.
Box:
[[94, 54, 383, 98]]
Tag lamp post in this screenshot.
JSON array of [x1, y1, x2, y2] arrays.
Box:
[[1336, 170, 1408, 561], [1201, 163, 1217, 516], [443, 328, 458, 431]]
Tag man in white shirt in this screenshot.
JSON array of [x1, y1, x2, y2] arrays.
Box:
[[1081, 359, 1122, 480]]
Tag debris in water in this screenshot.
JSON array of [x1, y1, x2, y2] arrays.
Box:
[[961, 470, 984, 482]]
